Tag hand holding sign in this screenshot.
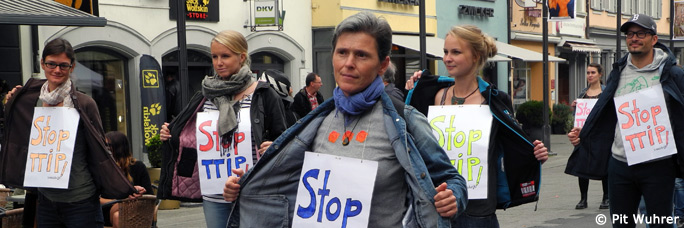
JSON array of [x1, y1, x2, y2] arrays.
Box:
[[223, 168, 244, 202], [433, 182, 458, 217]]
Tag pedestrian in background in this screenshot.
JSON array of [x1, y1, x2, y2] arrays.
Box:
[[157, 30, 287, 228], [382, 61, 405, 101], [292, 72, 324, 118], [568, 62, 609, 210]]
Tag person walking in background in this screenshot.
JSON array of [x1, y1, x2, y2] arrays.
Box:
[[101, 131, 153, 228], [382, 61, 405, 101], [223, 12, 467, 227], [566, 14, 684, 228], [292, 72, 324, 118], [568, 63, 609, 210], [259, 69, 298, 127], [405, 25, 548, 227], [157, 30, 287, 228], [1, 38, 137, 227]]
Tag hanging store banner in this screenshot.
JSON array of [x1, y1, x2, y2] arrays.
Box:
[[140, 55, 167, 152], [169, 0, 220, 22], [675, 1, 684, 40], [54, 0, 99, 16], [548, 0, 575, 21], [254, 0, 278, 26]]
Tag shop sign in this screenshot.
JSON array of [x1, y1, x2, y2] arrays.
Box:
[[458, 5, 494, 17], [139, 55, 167, 152], [378, 0, 420, 6], [170, 0, 220, 22], [255, 0, 277, 26], [557, 18, 585, 37]]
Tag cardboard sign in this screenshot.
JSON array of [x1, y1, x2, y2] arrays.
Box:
[[613, 84, 677, 165], [427, 105, 491, 199], [574, 99, 598, 128], [23, 107, 80, 189], [195, 110, 253, 195], [293, 152, 378, 228]]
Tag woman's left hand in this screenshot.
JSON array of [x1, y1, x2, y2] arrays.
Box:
[[533, 140, 549, 164], [129, 186, 146, 199], [258, 141, 273, 156]]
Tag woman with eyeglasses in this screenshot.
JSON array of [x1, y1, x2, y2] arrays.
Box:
[[1, 38, 138, 227]]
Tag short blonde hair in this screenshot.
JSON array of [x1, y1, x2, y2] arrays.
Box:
[[212, 30, 250, 66], [447, 25, 497, 73]]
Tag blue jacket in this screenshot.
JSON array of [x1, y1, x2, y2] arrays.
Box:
[[407, 75, 541, 215], [227, 92, 467, 228], [565, 42, 684, 179]]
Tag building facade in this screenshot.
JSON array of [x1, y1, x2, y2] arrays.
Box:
[[7, 0, 313, 160]]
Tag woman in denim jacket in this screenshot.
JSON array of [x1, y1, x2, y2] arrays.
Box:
[[223, 12, 467, 228]]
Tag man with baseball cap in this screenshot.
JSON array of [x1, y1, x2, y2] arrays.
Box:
[[566, 13, 684, 227]]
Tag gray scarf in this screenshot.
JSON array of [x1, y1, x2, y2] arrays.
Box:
[[39, 80, 73, 108], [201, 65, 254, 136]]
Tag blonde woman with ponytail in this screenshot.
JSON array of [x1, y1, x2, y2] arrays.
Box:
[[406, 25, 549, 227]]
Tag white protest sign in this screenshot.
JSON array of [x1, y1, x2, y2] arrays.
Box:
[[427, 105, 491, 199], [23, 107, 80, 189], [195, 110, 253, 195], [613, 84, 677, 166], [574, 99, 598, 128], [293, 152, 378, 228]]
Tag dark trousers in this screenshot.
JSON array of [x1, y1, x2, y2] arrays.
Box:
[[609, 157, 676, 228], [36, 194, 104, 228], [452, 213, 499, 228]]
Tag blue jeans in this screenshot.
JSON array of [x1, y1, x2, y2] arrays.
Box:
[[674, 178, 684, 218], [36, 194, 103, 228], [451, 213, 499, 228], [203, 200, 232, 228], [609, 157, 676, 228]]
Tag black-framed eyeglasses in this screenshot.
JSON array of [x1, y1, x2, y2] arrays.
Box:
[[44, 62, 73, 70], [625, 31, 653, 39]]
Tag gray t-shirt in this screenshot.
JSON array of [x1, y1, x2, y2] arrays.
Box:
[[38, 123, 97, 203], [312, 102, 408, 228], [611, 49, 667, 162]]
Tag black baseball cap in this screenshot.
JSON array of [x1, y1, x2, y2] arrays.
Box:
[[620, 14, 657, 34]]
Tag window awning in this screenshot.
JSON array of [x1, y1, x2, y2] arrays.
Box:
[[392, 35, 511, 62], [496, 41, 566, 62], [0, 0, 106, 27], [565, 42, 602, 53]]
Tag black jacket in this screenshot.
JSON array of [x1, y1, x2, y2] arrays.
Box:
[[292, 88, 324, 119], [407, 74, 541, 215], [566, 43, 684, 179], [158, 81, 287, 201]]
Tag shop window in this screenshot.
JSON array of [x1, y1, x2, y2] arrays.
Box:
[[250, 52, 285, 78], [162, 50, 212, 120], [74, 48, 129, 135], [512, 59, 530, 110]]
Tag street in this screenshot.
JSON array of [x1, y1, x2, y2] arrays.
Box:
[[157, 134, 649, 228]]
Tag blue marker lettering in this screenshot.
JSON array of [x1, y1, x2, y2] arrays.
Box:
[[296, 169, 319, 218]]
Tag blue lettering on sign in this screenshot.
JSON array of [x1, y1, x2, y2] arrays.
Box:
[[200, 156, 248, 179], [296, 169, 363, 228]]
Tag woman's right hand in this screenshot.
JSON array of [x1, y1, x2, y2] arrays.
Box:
[[160, 122, 171, 141], [404, 71, 424, 90], [3, 85, 22, 104], [567, 127, 581, 146]]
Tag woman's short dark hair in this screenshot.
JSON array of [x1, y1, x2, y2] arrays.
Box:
[[331, 11, 392, 61], [42, 38, 75, 64]]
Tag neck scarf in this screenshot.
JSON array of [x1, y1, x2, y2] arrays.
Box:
[[39, 80, 73, 108], [334, 76, 384, 124], [202, 65, 255, 136]]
